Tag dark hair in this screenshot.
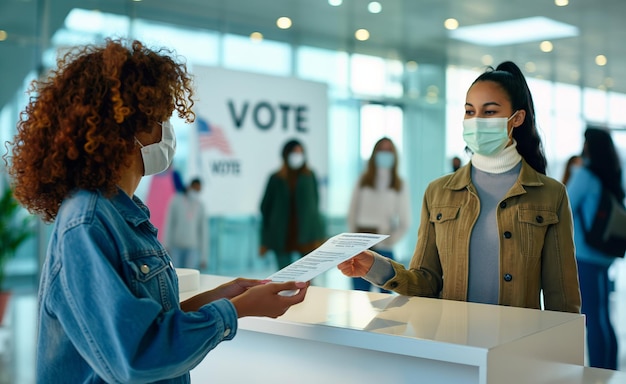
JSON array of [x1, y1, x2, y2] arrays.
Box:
[[584, 127, 624, 201], [281, 139, 305, 163], [472, 61, 547, 174], [360, 137, 403, 191]]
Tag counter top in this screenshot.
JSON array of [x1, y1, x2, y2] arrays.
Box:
[[185, 275, 625, 383]]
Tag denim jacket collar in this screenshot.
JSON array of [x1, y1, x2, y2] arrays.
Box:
[[109, 188, 156, 232]]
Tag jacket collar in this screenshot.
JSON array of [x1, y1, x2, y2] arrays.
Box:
[[444, 158, 544, 192], [109, 187, 152, 228]]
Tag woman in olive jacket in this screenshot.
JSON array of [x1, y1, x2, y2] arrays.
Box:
[[338, 61, 581, 313], [260, 139, 326, 269]]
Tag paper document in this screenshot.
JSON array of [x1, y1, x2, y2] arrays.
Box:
[[266, 232, 389, 283]]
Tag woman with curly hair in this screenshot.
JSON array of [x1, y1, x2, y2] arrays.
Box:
[[6, 39, 307, 383]]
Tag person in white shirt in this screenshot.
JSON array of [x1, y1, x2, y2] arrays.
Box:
[[347, 137, 411, 292], [164, 178, 209, 270]]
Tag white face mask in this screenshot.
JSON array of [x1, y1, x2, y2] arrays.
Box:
[[288, 152, 305, 169], [135, 120, 176, 176], [462, 112, 517, 156]]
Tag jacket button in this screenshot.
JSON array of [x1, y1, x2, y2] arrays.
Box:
[[436, 213, 442, 220], [389, 281, 399, 289], [536, 216, 544, 223], [499, 201, 507, 209], [223, 328, 231, 337], [503, 273, 513, 282], [140, 264, 150, 274], [503, 231, 512, 239]]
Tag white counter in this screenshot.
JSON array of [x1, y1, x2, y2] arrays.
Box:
[[183, 275, 624, 384]]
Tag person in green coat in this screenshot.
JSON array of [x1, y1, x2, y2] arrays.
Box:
[[260, 139, 326, 269]]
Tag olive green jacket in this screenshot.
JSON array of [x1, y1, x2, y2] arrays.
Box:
[[383, 160, 581, 313], [260, 170, 325, 253]]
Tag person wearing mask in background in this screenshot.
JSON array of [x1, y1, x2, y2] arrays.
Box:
[[5, 38, 308, 383], [562, 154, 583, 185], [347, 137, 411, 292], [451, 156, 462, 172], [260, 139, 326, 270], [165, 178, 209, 270], [566, 128, 622, 370], [338, 61, 581, 313]]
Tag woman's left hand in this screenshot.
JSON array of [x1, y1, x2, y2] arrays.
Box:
[[180, 278, 269, 312], [213, 278, 269, 300]]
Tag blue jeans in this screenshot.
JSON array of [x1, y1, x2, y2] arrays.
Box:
[[353, 249, 394, 293], [577, 259, 618, 370]]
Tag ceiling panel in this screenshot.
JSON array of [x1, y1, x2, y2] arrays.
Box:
[[0, 0, 624, 109]]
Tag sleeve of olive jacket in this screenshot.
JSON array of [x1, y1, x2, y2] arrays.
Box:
[[380, 183, 443, 297], [541, 185, 581, 313]]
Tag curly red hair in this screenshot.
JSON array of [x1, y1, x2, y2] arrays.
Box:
[[6, 39, 195, 222]]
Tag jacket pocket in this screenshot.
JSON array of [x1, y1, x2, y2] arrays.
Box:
[[127, 252, 177, 311], [518, 208, 559, 258], [429, 206, 460, 224], [429, 205, 461, 257]]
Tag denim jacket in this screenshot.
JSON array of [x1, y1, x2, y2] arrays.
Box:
[[382, 160, 581, 313], [37, 189, 237, 383]]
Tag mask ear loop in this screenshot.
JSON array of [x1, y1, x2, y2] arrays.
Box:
[[134, 137, 145, 148], [506, 111, 520, 142]]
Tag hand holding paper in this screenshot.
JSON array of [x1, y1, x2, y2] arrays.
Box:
[[266, 232, 389, 283]]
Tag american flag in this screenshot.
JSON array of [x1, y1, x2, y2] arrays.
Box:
[[197, 117, 233, 155]]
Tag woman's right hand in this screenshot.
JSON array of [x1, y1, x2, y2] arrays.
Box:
[[230, 281, 309, 318], [337, 250, 376, 277]]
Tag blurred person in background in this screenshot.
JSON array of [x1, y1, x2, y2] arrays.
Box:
[[259, 138, 326, 270], [566, 127, 622, 370], [562, 154, 582, 185], [165, 178, 209, 270], [347, 137, 410, 292]]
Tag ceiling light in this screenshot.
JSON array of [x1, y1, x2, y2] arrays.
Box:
[[481, 55, 493, 66], [555, 0, 569, 6], [540, 41, 553, 52], [0, 30, 7, 41], [328, 0, 342, 6], [525, 62, 537, 73], [250, 32, 263, 42], [406, 61, 418, 72], [368, 2, 382, 14], [444, 18, 459, 30], [449, 16, 578, 46], [355, 29, 370, 41], [276, 17, 292, 29], [595, 55, 607, 66], [604, 77, 614, 88]]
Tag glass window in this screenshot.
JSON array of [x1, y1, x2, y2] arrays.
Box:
[[583, 88, 609, 123], [132, 20, 219, 68], [222, 34, 292, 76], [359, 103, 403, 161], [445, 67, 478, 161], [350, 54, 403, 98], [296, 46, 349, 96], [608, 92, 626, 126]]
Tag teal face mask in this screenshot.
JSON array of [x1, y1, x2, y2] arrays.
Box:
[[462, 112, 517, 156], [375, 151, 395, 169]]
